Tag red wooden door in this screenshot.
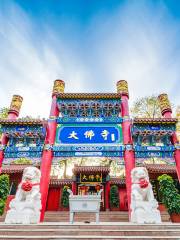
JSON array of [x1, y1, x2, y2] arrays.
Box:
[[46, 188, 60, 211]]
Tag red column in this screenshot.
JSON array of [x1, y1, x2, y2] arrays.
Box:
[[172, 126, 180, 182], [174, 150, 180, 181], [0, 95, 23, 173], [0, 136, 8, 173], [123, 150, 135, 214], [158, 93, 180, 182], [105, 180, 110, 210], [117, 80, 135, 219], [40, 80, 65, 222]]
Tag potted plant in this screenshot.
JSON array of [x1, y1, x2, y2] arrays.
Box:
[[0, 174, 10, 215], [158, 174, 180, 222], [110, 185, 119, 211], [61, 186, 70, 211], [158, 203, 167, 212]]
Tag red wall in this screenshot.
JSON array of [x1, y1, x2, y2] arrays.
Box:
[[119, 188, 128, 211], [46, 187, 61, 211]]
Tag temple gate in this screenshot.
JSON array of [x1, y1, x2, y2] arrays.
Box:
[[0, 79, 179, 222]]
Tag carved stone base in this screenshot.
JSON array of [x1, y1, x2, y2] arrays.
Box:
[[5, 208, 40, 224], [131, 200, 161, 224]]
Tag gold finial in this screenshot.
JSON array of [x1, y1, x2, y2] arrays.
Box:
[[8, 95, 23, 116], [52, 79, 65, 96], [158, 93, 172, 115], [116, 80, 129, 98]]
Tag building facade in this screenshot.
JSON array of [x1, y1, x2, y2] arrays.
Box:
[[0, 80, 179, 221]]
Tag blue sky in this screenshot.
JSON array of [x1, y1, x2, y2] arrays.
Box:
[[0, 0, 180, 117]]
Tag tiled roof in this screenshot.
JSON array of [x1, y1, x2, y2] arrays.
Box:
[[73, 165, 110, 174], [133, 118, 177, 124], [144, 164, 176, 174], [1, 164, 40, 173], [110, 178, 125, 185], [56, 93, 121, 99], [0, 119, 47, 126], [1, 164, 177, 180], [50, 178, 73, 186]]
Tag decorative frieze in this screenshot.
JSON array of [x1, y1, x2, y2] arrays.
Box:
[[57, 99, 121, 119]]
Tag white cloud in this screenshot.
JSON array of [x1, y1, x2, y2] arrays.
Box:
[[86, 1, 180, 107], [0, 2, 88, 117]]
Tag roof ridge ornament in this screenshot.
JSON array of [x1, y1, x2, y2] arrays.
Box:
[[52, 79, 65, 96], [158, 93, 172, 116], [116, 80, 129, 98], [8, 95, 23, 117]]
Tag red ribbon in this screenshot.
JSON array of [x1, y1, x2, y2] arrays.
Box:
[[21, 181, 39, 192], [139, 178, 149, 188]]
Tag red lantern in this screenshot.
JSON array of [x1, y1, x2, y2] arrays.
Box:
[[80, 185, 85, 191], [95, 185, 101, 191]]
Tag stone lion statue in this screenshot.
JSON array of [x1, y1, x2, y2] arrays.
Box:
[[130, 167, 161, 224], [5, 166, 41, 224]]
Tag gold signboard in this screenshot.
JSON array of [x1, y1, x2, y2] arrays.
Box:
[[80, 173, 102, 183]]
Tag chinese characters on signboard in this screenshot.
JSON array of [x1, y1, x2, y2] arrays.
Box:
[[68, 129, 113, 141], [80, 173, 102, 183], [56, 125, 122, 144]]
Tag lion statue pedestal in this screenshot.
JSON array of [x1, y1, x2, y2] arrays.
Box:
[[130, 167, 161, 224], [5, 167, 41, 224]]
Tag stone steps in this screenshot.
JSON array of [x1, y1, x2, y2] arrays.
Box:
[[0, 228, 180, 236], [0, 223, 179, 239], [0, 211, 170, 223], [44, 211, 170, 222], [0, 211, 173, 239], [0, 223, 179, 230]]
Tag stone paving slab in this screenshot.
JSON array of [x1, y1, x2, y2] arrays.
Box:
[[1, 222, 179, 226], [0, 236, 180, 239], [0, 229, 180, 232]]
